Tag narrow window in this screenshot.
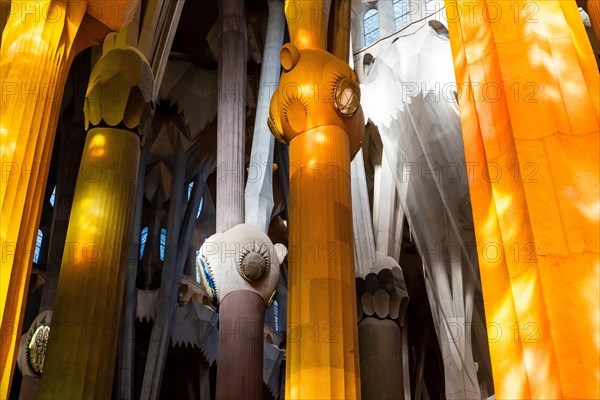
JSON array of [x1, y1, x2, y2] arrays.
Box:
[[273, 300, 280, 331], [139, 227, 149, 260], [160, 228, 167, 261], [33, 229, 43, 264], [393, 0, 411, 30], [197, 196, 204, 219], [187, 181, 194, 200], [49, 186, 56, 207], [363, 8, 380, 46], [187, 182, 203, 219]]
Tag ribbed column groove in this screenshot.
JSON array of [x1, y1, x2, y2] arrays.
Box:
[[38, 128, 140, 399], [216, 0, 247, 232], [0, 3, 86, 394], [286, 126, 360, 399], [217, 292, 266, 399]]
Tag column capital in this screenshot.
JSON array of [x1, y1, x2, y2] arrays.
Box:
[[268, 44, 364, 157], [197, 224, 287, 307], [356, 252, 409, 324], [84, 46, 154, 132]]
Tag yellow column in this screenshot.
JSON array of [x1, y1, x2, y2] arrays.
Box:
[[0, 2, 85, 395], [0, 1, 134, 395], [37, 45, 151, 398], [37, 128, 139, 399], [269, 1, 364, 396], [445, 0, 599, 398]]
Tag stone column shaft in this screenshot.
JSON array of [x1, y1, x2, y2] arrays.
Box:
[[287, 126, 359, 399], [358, 318, 403, 399], [140, 143, 186, 400], [373, 151, 397, 256], [38, 127, 140, 399], [117, 146, 148, 399], [217, 292, 266, 399], [216, 0, 247, 232], [214, 1, 273, 399], [0, 5, 87, 394], [268, 2, 364, 396], [245, 0, 285, 233]]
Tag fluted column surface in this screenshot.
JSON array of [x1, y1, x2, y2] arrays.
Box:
[[0, 3, 86, 395], [216, 0, 247, 232], [217, 291, 266, 399], [286, 125, 360, 399], [38, 128, 140, 399]]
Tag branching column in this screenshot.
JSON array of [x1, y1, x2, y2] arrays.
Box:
[[37, 46, 152, 399], [351, 150, 410, 399], [244, 0, 285, 232], [268, 1, 365, 395]]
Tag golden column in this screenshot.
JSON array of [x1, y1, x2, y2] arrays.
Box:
[[445, 0, 599, 398], [37, 45, 152, 399], [268, 1, 364, 397], [0, 1, 133, 396]]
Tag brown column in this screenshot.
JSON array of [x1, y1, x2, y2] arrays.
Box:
[[216, 0, 247, 233], [217, 292, 266, 399], [358, 318, 403, 398], [588, 0, 600, 44], [213, 0, 269, 398], [18, 376, 40, 400], [355, 256, 409, 400]]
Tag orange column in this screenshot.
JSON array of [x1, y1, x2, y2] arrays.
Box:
[[445, 0, 599, 398], [287, 125, 359, 398], [269, 1, 365, 396], [0, 1, 134, 395], [0, 3, 87, 395]]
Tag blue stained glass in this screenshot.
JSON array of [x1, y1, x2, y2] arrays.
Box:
[[49, 186, 56, 207], [160, 228, 167, 261], [139, 227, 149, 260], [33, 229, 43, 264]]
